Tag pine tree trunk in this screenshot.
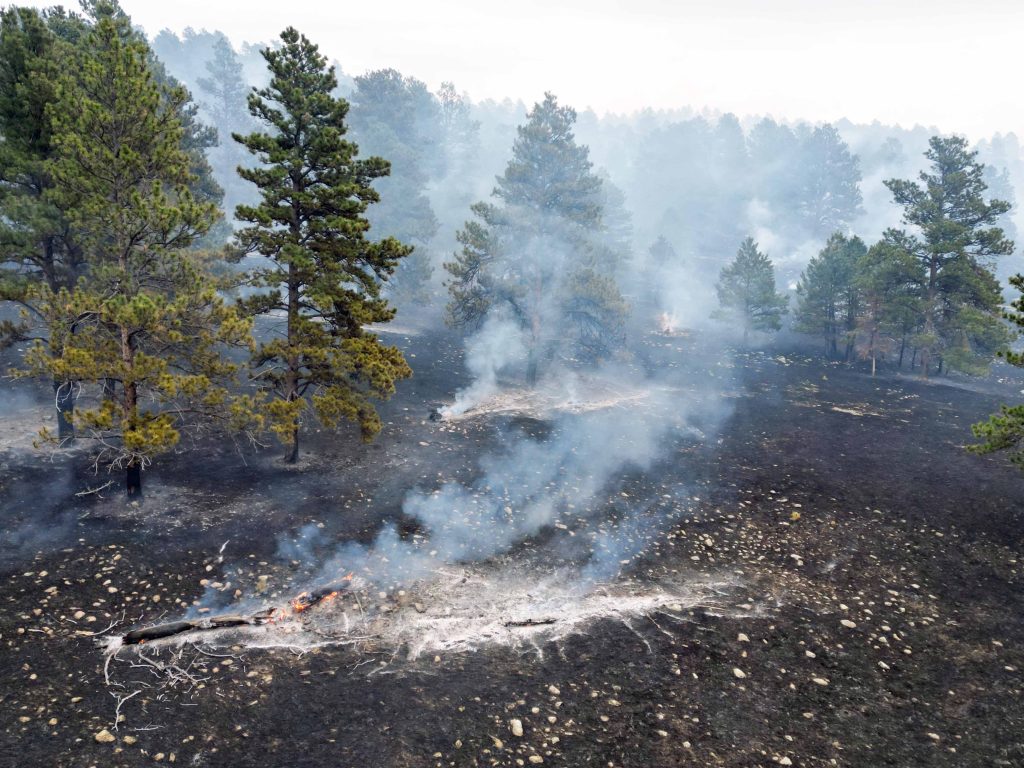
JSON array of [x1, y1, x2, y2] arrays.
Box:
[[285, 424, 299, 464], [126, 461, 142, 497], [898, 337, 906, 368], [54, 378, 75, 440], [911, 348, 917, 369], [937, 358, 943, 376], [284, 260, 301, 464], [526, 347, 538, 388], [121, 320, 142, 496]]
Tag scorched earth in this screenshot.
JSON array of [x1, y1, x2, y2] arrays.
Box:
[[1, 328, 1022, 767]]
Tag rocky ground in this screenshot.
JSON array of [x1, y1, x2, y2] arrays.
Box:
[[1, 329, 1022, 767]]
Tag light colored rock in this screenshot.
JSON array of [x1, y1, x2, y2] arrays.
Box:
[[840, 619, 857, 629], [528, 757, 544, 764], [733, 668, 747, 679], [779, 757, 793, 766], [812, 677, 829, 686], [737, 633, 749, 642], [547, 685, 560, 695], [94, 729, 115, 744], [510, 718, 524, 737]]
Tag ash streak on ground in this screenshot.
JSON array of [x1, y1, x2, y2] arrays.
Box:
[[132, 317, 739, 656]]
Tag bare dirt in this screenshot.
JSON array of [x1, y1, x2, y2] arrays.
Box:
[[1, 329, 1022, 767]]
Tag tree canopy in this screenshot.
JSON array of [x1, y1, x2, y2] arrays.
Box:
[[234, 28, 411, 463]]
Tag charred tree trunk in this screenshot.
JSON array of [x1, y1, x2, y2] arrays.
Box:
[[526, 347, 538, 387], [285, 424, 299, 464], [284, 258, 301, 464], [911, 348, 917, 370], [126, 461, 142, 497], [937, 357, 943, 376], [54, 378, 75, 440], [102, 378, 117, 401], [121, 316, 142, 496], [898, 337, 906, 368]]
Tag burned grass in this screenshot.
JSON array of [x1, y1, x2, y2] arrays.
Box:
[[1, 332, 1022, 767]]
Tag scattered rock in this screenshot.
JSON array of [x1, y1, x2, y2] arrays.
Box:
[[94, 729, 116, 744], [510, 718, 524, 737], [733, 668, 747, 679], [840, 619, 857, 629]]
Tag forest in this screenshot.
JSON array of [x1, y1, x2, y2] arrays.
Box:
[[1, 2, 1022, 767]]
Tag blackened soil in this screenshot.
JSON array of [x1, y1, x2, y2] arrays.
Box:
[[1, 330, 1022, 767]]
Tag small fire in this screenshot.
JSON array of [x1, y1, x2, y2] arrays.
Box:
[[657, 312, 677, 335], [270, 572, 354, 623]]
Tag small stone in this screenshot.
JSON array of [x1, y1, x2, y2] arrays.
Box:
[[737, 633, 749, 642], [73, 610, 85, 620], [48, 718, 57, 726], [812, 677, 829, 686], [255, 575, 269, 594], [413, 603, 425, 613], [547, 685, 560, 695], [94, 729, 116, 744], [779, 758, 793, 766], [510, 719, 524, 737], [491, 736, 504, 749], [528, 757, 544, 764], [733, 668, 747, 679], [123, 735, 137, 745], [927, 733, 941, 742], [840, 619, 857, 629]]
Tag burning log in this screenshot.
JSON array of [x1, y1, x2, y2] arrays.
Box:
[[116, 576, 354, 646], [504, 617, 558, 628]]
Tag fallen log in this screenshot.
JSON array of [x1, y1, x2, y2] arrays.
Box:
[[504, 617, 558, 628], [121, 610, 275, 646], [117, 579, 353, 646]]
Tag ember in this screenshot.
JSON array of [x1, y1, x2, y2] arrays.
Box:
[[116, 574, 354, 646]]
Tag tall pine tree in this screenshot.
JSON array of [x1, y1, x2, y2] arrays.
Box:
[[795, 233, 866, 359], [23, 13, 255, 495], [885, 136, 1014, 376], [234, 28, 411, 463], [714, 237, 788, 343], [445, 93, 627, 382]]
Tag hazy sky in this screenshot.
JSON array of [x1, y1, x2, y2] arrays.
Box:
[[33, 0, 1024, 138]]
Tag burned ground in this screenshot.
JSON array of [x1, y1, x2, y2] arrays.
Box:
[[1, 330, 1023, 767]]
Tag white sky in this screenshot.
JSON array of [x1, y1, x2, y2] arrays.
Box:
[[33, 0, 1024, 139]]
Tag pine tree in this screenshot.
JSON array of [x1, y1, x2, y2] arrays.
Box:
[[714, 237, 788, 343], [795, 233, 866, 359], [852, 238, 923, 375], [234, 28, 412, 464], [196, 35, 256, 217], [885, 136, 1014, 376], [796, 124, 863, 238], [21, 13, 255, 496], [0, 3, 225, 436], [445, 93, 627, 381], [970, 274, 1024, 466], [0, 6, 85, 436], [349, 69, 440, 308]]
